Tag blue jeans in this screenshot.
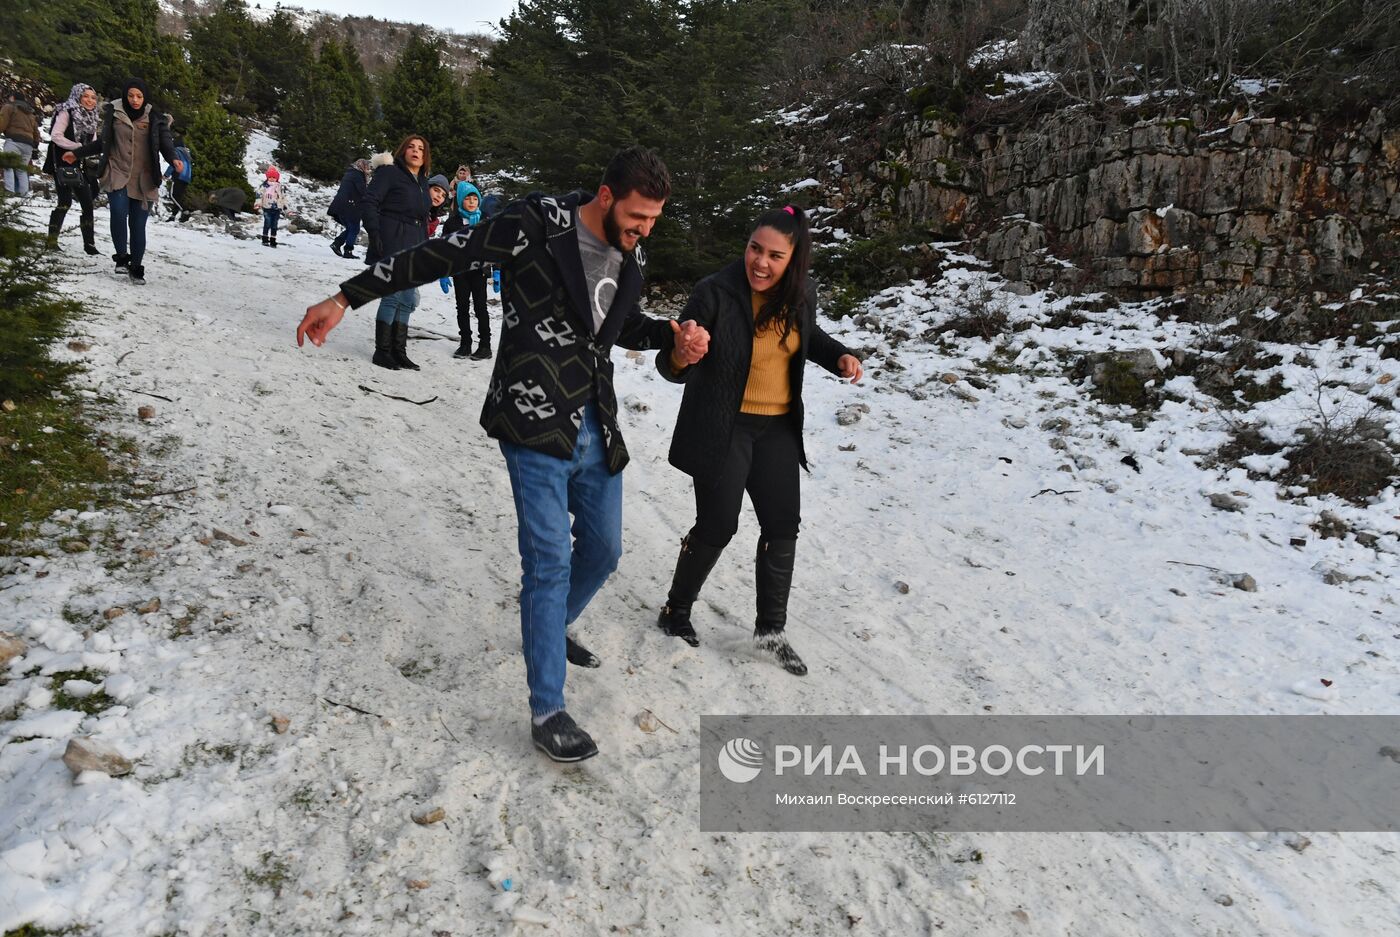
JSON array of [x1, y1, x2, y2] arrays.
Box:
[[262, 208, 280, 237], [107, 189, 150, 265], [2, 140, 32, 195], [374, 288, 418, 325], [334, 217, 360, 252], [500, 402, 623, 716]]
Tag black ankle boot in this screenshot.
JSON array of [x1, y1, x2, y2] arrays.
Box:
[[469, 335, 492, 360], [112, 252, 130, 273], [658, 533, 724, 647], [80, 218, 98, 255], [754, 537, 805, 675], [372, 320, 400, 370], [391, 322, 420, 370]]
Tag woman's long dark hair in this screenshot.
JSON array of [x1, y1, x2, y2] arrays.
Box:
[[751, 205, 811, 345], [393, 134, 431, 177]]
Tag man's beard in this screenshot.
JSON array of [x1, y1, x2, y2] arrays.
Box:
[[603, 203, 633, 253]]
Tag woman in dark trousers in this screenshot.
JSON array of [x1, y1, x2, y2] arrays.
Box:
[[329, 158, 370, 258], [443, 180, 492, 360], [361, 135, 432, 370], [656, 205, 863, 675], [73, 79, 183, 285], [43, 82, 101, 253]]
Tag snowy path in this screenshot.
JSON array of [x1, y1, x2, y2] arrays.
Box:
[[2, 199, 1399, 936]]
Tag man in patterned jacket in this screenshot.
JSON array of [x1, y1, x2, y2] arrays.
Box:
[[296, 147, 709, 762]]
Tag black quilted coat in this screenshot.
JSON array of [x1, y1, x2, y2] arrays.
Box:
[[361, 159, 430, 263], [339, 191, 676, 473], [658, 259, 852, 489]]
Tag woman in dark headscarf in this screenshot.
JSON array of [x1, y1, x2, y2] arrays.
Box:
[[75, 79, 183, 285], [45, 82, 102, 254]]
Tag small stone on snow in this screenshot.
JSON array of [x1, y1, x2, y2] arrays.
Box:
[[412, 806, 446, 825], [63, 737, 133, 777]]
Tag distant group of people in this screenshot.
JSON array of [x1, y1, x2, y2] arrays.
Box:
[[4, 78, 301, 282], [297, 146, 865, 763], [4, 79, 187, 284], [324, 139, 498, 369]]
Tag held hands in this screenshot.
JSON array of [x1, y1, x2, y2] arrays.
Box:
[[296, 293, 349, 348], [669, 319, 710, 367], [837, 354, 864, 383]]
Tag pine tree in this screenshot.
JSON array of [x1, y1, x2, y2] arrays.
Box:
[[475, 0, 796, 280], [248, 10, 314, 118], [0, 170, 81, 401], [187, 0, 259, 115], [379, 33, 479, 178], [181, 93, 252, 204], [276, 39, 375, 182]]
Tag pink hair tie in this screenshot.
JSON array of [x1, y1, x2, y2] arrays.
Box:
[[783, 205, 796, 215]]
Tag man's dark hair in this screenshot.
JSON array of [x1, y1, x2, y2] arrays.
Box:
[[601, 145, 671, 202]]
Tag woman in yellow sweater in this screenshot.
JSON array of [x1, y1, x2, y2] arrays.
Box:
[[657, 205, 863, 674]]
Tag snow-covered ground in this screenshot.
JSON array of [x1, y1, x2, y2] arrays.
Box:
[[2, 168, 1399, 934]]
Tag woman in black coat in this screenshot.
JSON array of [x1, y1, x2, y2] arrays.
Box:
[[361, 135, 432, 371], [656, 205, 863, 675], [328, 158, 370, 258]]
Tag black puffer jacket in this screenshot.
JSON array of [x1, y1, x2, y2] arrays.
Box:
[[328, 165, 368, 223], [659, 259, 851, 489], [361, 158, 429, 263]]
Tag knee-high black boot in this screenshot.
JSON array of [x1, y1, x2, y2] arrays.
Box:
[[372, 320, 400, 370], [754, 537, 806, 675], [658, 532, 724, 647], [80, 216, 98, 255], [46, 207, 65, 250], [470, 314, 492, 360], [391, 321, 420, 371]]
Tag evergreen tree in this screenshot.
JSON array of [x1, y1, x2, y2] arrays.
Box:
[[276, 39, 375, 181], [249, 9, 314, 118], [0, 156, 81, 401], [181, 92, 253, 204], [476, 0, 796, 280], [379, 33, 479, 178], [4, 0, 128, 94], [187, 0, 259, 115]]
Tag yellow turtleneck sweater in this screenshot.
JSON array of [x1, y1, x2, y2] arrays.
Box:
[[741, 293, 801, 415]]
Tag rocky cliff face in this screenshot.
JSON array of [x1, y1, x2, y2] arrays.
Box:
[[837, 108, 1400, 297]]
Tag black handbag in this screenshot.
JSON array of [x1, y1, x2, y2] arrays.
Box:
[[54, 161, 82, 187]]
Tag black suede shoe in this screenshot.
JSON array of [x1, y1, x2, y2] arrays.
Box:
[[566, 636, 601, 668], [531, 711, 598, 762]]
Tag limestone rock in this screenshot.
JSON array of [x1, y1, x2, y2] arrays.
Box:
[[412, 806, 446, 825], [63, 737, 133, 777], [0, 632, 26, 667]]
